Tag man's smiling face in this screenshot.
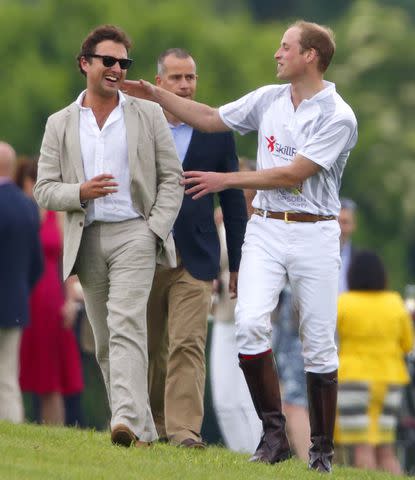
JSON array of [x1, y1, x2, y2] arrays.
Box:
[[81, 40, 129, 98], [274, 27, 309, 82]]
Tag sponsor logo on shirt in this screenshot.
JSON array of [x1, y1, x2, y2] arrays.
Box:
[[265, 135, 297, 157], [265, 135, 303, 200]]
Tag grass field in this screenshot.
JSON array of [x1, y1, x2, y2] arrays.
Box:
[[0, 421, 411, 480]]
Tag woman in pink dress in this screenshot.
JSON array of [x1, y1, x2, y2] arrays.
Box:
[[17, 158, 83, 424]]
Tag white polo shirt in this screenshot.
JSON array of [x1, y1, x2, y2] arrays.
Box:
[[76, 90, 140, 226], [219, 81, 357, 216]]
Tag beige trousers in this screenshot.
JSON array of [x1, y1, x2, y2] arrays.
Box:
[[75, 218, 158, 441], [147, 260, 212, 444], [0, 328, 24, 423]]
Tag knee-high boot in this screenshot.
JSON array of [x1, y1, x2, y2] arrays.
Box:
[[306, 370, 338, 473], [238, 350, 291, 464]]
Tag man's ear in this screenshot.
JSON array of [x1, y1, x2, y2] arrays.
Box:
[[155, 75, 162, 86], [305, 48, 318, 65], [80, 56, 89, 75]]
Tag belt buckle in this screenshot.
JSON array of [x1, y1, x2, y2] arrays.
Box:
[[284, 212, 295, 224]]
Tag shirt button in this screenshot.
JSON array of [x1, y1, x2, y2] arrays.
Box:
[[79, 221, 84, 227]]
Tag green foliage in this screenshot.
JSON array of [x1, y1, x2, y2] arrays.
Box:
[[0, 421, 411, 479], [245, 0, 354, 23], [0, 0, 279, 155], [1, 0, 415, 287], [330, 0, 415, 287]]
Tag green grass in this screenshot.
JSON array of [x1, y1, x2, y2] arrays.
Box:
[[0, 421, 411, 480]]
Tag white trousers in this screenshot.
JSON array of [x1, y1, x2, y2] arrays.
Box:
[[0, 328, 24, 423], [235, 214, 340, 373], [210, 322, 262, 453]]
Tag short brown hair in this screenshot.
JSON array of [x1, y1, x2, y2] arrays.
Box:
[[77, 24, 132, 76], [291, 20, 335, 73]]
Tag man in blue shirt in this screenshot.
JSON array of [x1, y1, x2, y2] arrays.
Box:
[[145, 49, 248, 447], [338, 197, 357, 293]]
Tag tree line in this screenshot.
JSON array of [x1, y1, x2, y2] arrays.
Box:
[[1, 0, 414, 287]]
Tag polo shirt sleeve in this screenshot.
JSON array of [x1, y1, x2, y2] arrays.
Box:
[[298, 115, 358, 170], [219, 86, 276, 135]]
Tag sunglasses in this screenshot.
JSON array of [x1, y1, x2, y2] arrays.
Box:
[[87, 54, 133, 70]]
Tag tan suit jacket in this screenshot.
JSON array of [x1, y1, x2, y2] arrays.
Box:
[[34, 95, 184, 279]]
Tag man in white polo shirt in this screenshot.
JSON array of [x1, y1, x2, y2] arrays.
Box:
[[123, 20, 357, 472]]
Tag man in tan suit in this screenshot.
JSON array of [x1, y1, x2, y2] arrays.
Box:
[[34, 25, 183, 447]]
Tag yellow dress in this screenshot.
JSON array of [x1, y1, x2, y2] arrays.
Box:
[[335, 291, 414, 445]]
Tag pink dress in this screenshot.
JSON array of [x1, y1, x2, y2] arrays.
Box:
[[20, 210, 83, 395]]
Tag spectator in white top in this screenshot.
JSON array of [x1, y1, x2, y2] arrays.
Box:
[[122, 20, 358, 473]]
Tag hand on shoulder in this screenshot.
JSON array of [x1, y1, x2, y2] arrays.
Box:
[[121, 79, 156, 101]]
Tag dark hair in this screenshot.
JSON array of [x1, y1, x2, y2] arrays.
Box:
[[290, 20, 335, 73], [15, 156, 38, 190], [347, 250, 387, 291], [157, 48, 193, 75], [77, 24, 132, 76]]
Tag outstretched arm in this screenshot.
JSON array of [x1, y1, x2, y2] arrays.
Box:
[[181, 154, 321, 199], [122, 79, 230, 133]]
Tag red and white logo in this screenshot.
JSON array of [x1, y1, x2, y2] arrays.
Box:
[[265, 135, 276, 152], [265, 135, 297, 157]]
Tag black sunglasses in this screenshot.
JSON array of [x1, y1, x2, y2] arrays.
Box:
[[87, 54, 133, 70]]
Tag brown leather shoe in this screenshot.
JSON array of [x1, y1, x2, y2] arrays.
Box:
[[309, 444, 333, 473], [249, 425, 291, 464], [306, 371, 338, 474], [179, 438, 206, 449], [239, 352, 292, 464], [111, 423, 152, 448]]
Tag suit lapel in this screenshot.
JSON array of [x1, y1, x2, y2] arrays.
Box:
[[124, 98, 140, 183], [182, 129, 198, 169], [123, 97, 146, 214], [65, 103, 86, 183]]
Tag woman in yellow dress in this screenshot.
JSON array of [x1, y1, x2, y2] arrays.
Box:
[[336, 250, 414, 475]]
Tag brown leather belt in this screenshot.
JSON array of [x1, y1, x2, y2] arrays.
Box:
[[253, 208, 337, 223]]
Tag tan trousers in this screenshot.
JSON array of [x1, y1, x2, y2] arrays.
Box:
[[147, 260, 212, 444], [0, 328, 24, 423], [75, 218, 158, 442]]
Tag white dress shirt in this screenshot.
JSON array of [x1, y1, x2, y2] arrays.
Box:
[[76, 90, 139, 226]]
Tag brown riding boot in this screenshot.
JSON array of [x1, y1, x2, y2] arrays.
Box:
[[239, 350, 291, 464], [306, 370, 338, 473]]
